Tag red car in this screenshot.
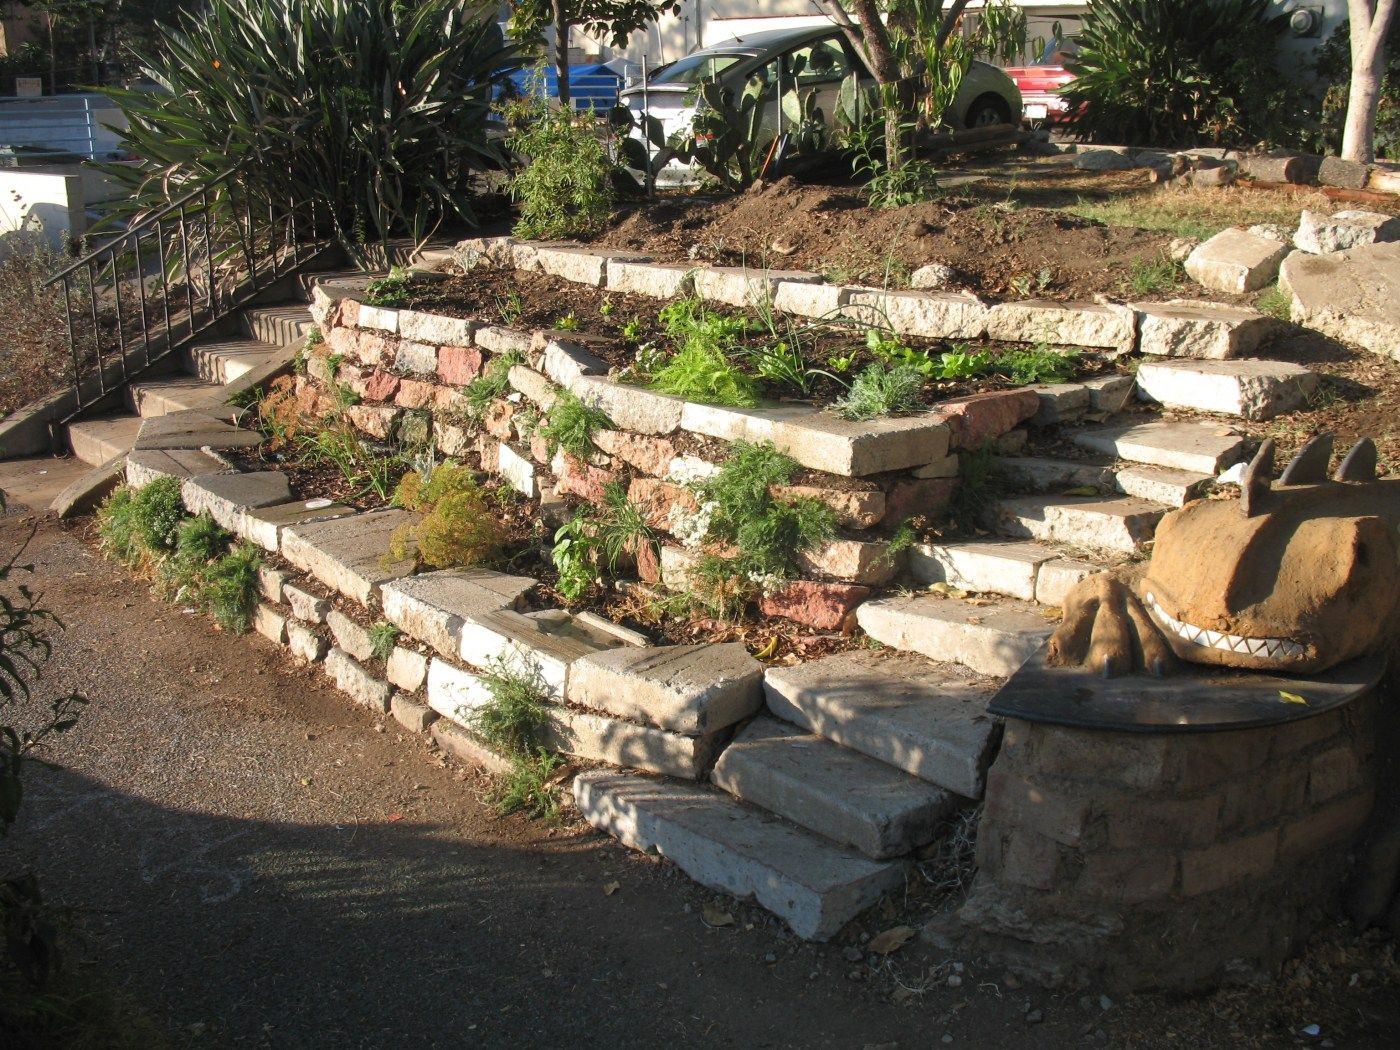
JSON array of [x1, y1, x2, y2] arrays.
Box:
[[1004, 40, 1078, 127]]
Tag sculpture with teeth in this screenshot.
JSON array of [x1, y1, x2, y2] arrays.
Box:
[[1046, 435, 1399, 677]]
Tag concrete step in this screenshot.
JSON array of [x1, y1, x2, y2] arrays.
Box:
[[241, 302, 314, 346], [711, 716, 956, 860], [66, 414, 142, 465], [995, 494, 1167, 553], [909, 539, 1062, 601], [856, 593, 1052, 679], [573, 770, 905, 941], [1072, 419, 1246, 475], [994, 455, 1209, 509], [125, 374, 224, 417], [184, 336, 285, 384], [1134, 358, 1318, 421], [1111, 463, 1212, 507], [764, 650, 999, 797]]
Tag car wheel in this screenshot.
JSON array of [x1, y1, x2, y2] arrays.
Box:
[[964, 94, 1011, 129]]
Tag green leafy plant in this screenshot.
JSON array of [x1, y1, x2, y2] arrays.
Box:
[[95, 478, 186, 567], [551, 512, 601, 603], [101, 0, 519, 270], [1125, 255, 1183, 297], [692, 441, 836, 580], [552, 313, 581, 331], [933, 346, 994, 380], [503, 88, 616, 239], [299, 426, 398, 503], [649, 298, 758, 407], [200, 542, 263, 633], [368, 621, 401, 662], [867, 159, 941, 209], [363, 267, 414, 307], [493, 749, 565, 820], [537, 391, 612, 462], [469, 655, 550, 758], [391, 463, 504, 569], [1256, 285, 1292, 321], [459, 350, 525, 421], [1063, 0, 1298, 147], [997, 346, 1081, 385], [834, 364, 926, 421], [595, 483, 656, 576]]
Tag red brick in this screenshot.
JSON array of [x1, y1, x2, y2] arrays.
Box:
[[394, 378, 437, 409], [772, 483, 886, 529], [363, 369, 400, 402], [1279, 791, 1374, 861], [437, 345, 483, 386], [352, 330, 393, 367], [1180, 829, 1278, 896], [635, 541, 661, 585], [983, 769, 1089, 847], [883, 477, 958, 524], [530, 431, 551, 465], [758, 580, 871, 631], [594, 430, 677, 477], [343, 404, 400, 439], [335, 298, 360, 328], [432, 386, 458, 412], [1308, 747, 1363, 804], [1078, 850, 1176, 903], [935, 389, 1040, 449], [325, 325, 357, 356], [628, 478, 697, 530]]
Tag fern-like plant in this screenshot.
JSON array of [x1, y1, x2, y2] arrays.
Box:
[[537, 391, 612, 461], [391, 463, 504, 569]]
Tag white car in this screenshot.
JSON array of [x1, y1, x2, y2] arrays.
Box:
[[621, 26, 1022, 185]]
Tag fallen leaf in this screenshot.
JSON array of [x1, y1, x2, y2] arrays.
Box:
[[603, 881, 621, 896], [702, 904, 735, 928], [386, 813, 405, 823], [1279, 690, 1309, 705], [754, 636, 778, 660], [868, 925, 916, 955]]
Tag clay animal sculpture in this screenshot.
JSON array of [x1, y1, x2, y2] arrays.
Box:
[[1047, 435, 1399, 677]]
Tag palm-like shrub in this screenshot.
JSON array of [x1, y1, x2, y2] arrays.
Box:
[[102, 0, 519, 270], [1064, 0, 1292, 148]]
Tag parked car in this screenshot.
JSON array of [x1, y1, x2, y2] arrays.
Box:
[[620, 26, 1022, 185], [1003, 38, 1078, 127]]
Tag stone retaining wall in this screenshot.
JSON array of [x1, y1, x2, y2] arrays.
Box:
[[946, 699, 1378, 992]]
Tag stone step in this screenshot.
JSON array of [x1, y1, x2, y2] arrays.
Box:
[[240, 302, 314, 346], [457, 608, 632, 699], [573, 770, 905, 941], [184, 336, 285, 384], [180, 470, 293, 533], [856, 593, 1052, 680], [995, 494, 1166, 553], [994, 456, 1209, 509], [280, 509, 418, 605], [1134, 359, 1319, 421], [764, 650, 999, 797], [908, 539, 1062, 601], [1111, 464, 1212, 507], [381, 569, 536, 658], [1072, 419, 1246, 475], [66, 414, 141, 465], [125, 374, 224, 417], [711, 716, 956, 860]]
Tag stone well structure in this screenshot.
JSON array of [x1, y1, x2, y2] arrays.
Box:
[[945, 681, 1380, 992]]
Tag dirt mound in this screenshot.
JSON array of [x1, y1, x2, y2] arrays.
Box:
[[595, 178, 1176, 301]]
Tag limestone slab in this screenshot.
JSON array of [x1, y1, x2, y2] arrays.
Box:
[[566, 642, 761, 735], [425, 657, 492, 725], [544, 707, 718, 780], [391, 693, 437, 734], [497, 442, 537, 498], [574, 771, 904, 941], [909, 541, 1057, 601], [1280, 241, 1400, 362], [993, 457, 1115, 494], [1081, 373, 1136, 413], [605, 260, 694, 298], [324, 647, 392, 713], [286, 621, 327, 663], [1113, 464, 1213, 507], [712, 717, 955, 860], [540, 339, 609, 388], [1026, 383, 1090, 426], [795, 538, 898, 585], [996, 494, 1165, 553], [1184, 229, 1290, 293], [380, 569, 534, 658], [1136, 358, 1317, 420], [180, 471, 292, 533], [1134, 300, 1280, 359], [125, 448, 232, 489], [983, 300, 1134, 349], [284, 583, 330, 624], [772, 411, 952, 477], [327, 609, 375, 662], [692, 266, 820, 308], [771, 281, 850, 318], [1073, 420, 1246, 474], [387, 646, 429, 692], [573, 375, 684, 435], [844, 289, 989, 339], [1294, 209, 1400, 254], [238, 498, 355, 553], [507, 365, 558, 411], [280, 509, 418, 606], [393, 340, 438, 375], [474, 324, 533, 356], [253, 602, 287, 644], [856, 593, 1053, 679], [679, 402, 815, 444], [534, 245, 612, 286], [459, 608, 617, 698], [430, 721, 513, 775], [763, 650, 998, 797], [397, 310, 476, 346], [131, 410, 265, 452], [1034, 558, 1100, 607], [256, 565, 289, 604]]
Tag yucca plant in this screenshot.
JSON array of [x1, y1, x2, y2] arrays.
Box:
[[1064, 0, 1292, 147], [100, 0, 519, 270]]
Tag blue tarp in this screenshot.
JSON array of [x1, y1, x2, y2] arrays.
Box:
[[505, 64, 622, 112]]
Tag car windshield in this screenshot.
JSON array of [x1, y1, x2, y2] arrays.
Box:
[[650, 53, 747, 86]]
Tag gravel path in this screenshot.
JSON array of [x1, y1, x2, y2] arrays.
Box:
[[4, 511, 1396, 1049]]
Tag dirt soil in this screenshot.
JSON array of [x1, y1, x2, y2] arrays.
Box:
[[593, 175, 1178, 301], [3, 509, 1399, 1048]]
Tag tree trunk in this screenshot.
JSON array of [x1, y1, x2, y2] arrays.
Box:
[[552, 0, 571, 111], [936, 0, 973, 49], [1342, 0, 1399, 162]]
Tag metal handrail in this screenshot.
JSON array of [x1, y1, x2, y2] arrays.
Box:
[[44, 170, 330, 423]]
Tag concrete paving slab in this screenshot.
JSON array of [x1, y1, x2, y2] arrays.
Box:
[[1073, 419, 1247, 474], [856, 593, 1053, 680], [381, 569, 535, 658], [181, 471, 292, 532], [996, 494, 1166, 553], [281, 509, 417, 605], [1135, 359, 1319, 420]]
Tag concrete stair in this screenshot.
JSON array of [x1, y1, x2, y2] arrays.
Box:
[[908, 538, 1102, 603], [184, 335, 288, 384], [995, 493, 1167, 554], [995, 455, 1212, 509], [856, 592, 1053, 678], [711, 716, 956, 860], [125, 374, 224, 417], [1072, 419, 1246, 475], [66, 414, 143, 465]]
